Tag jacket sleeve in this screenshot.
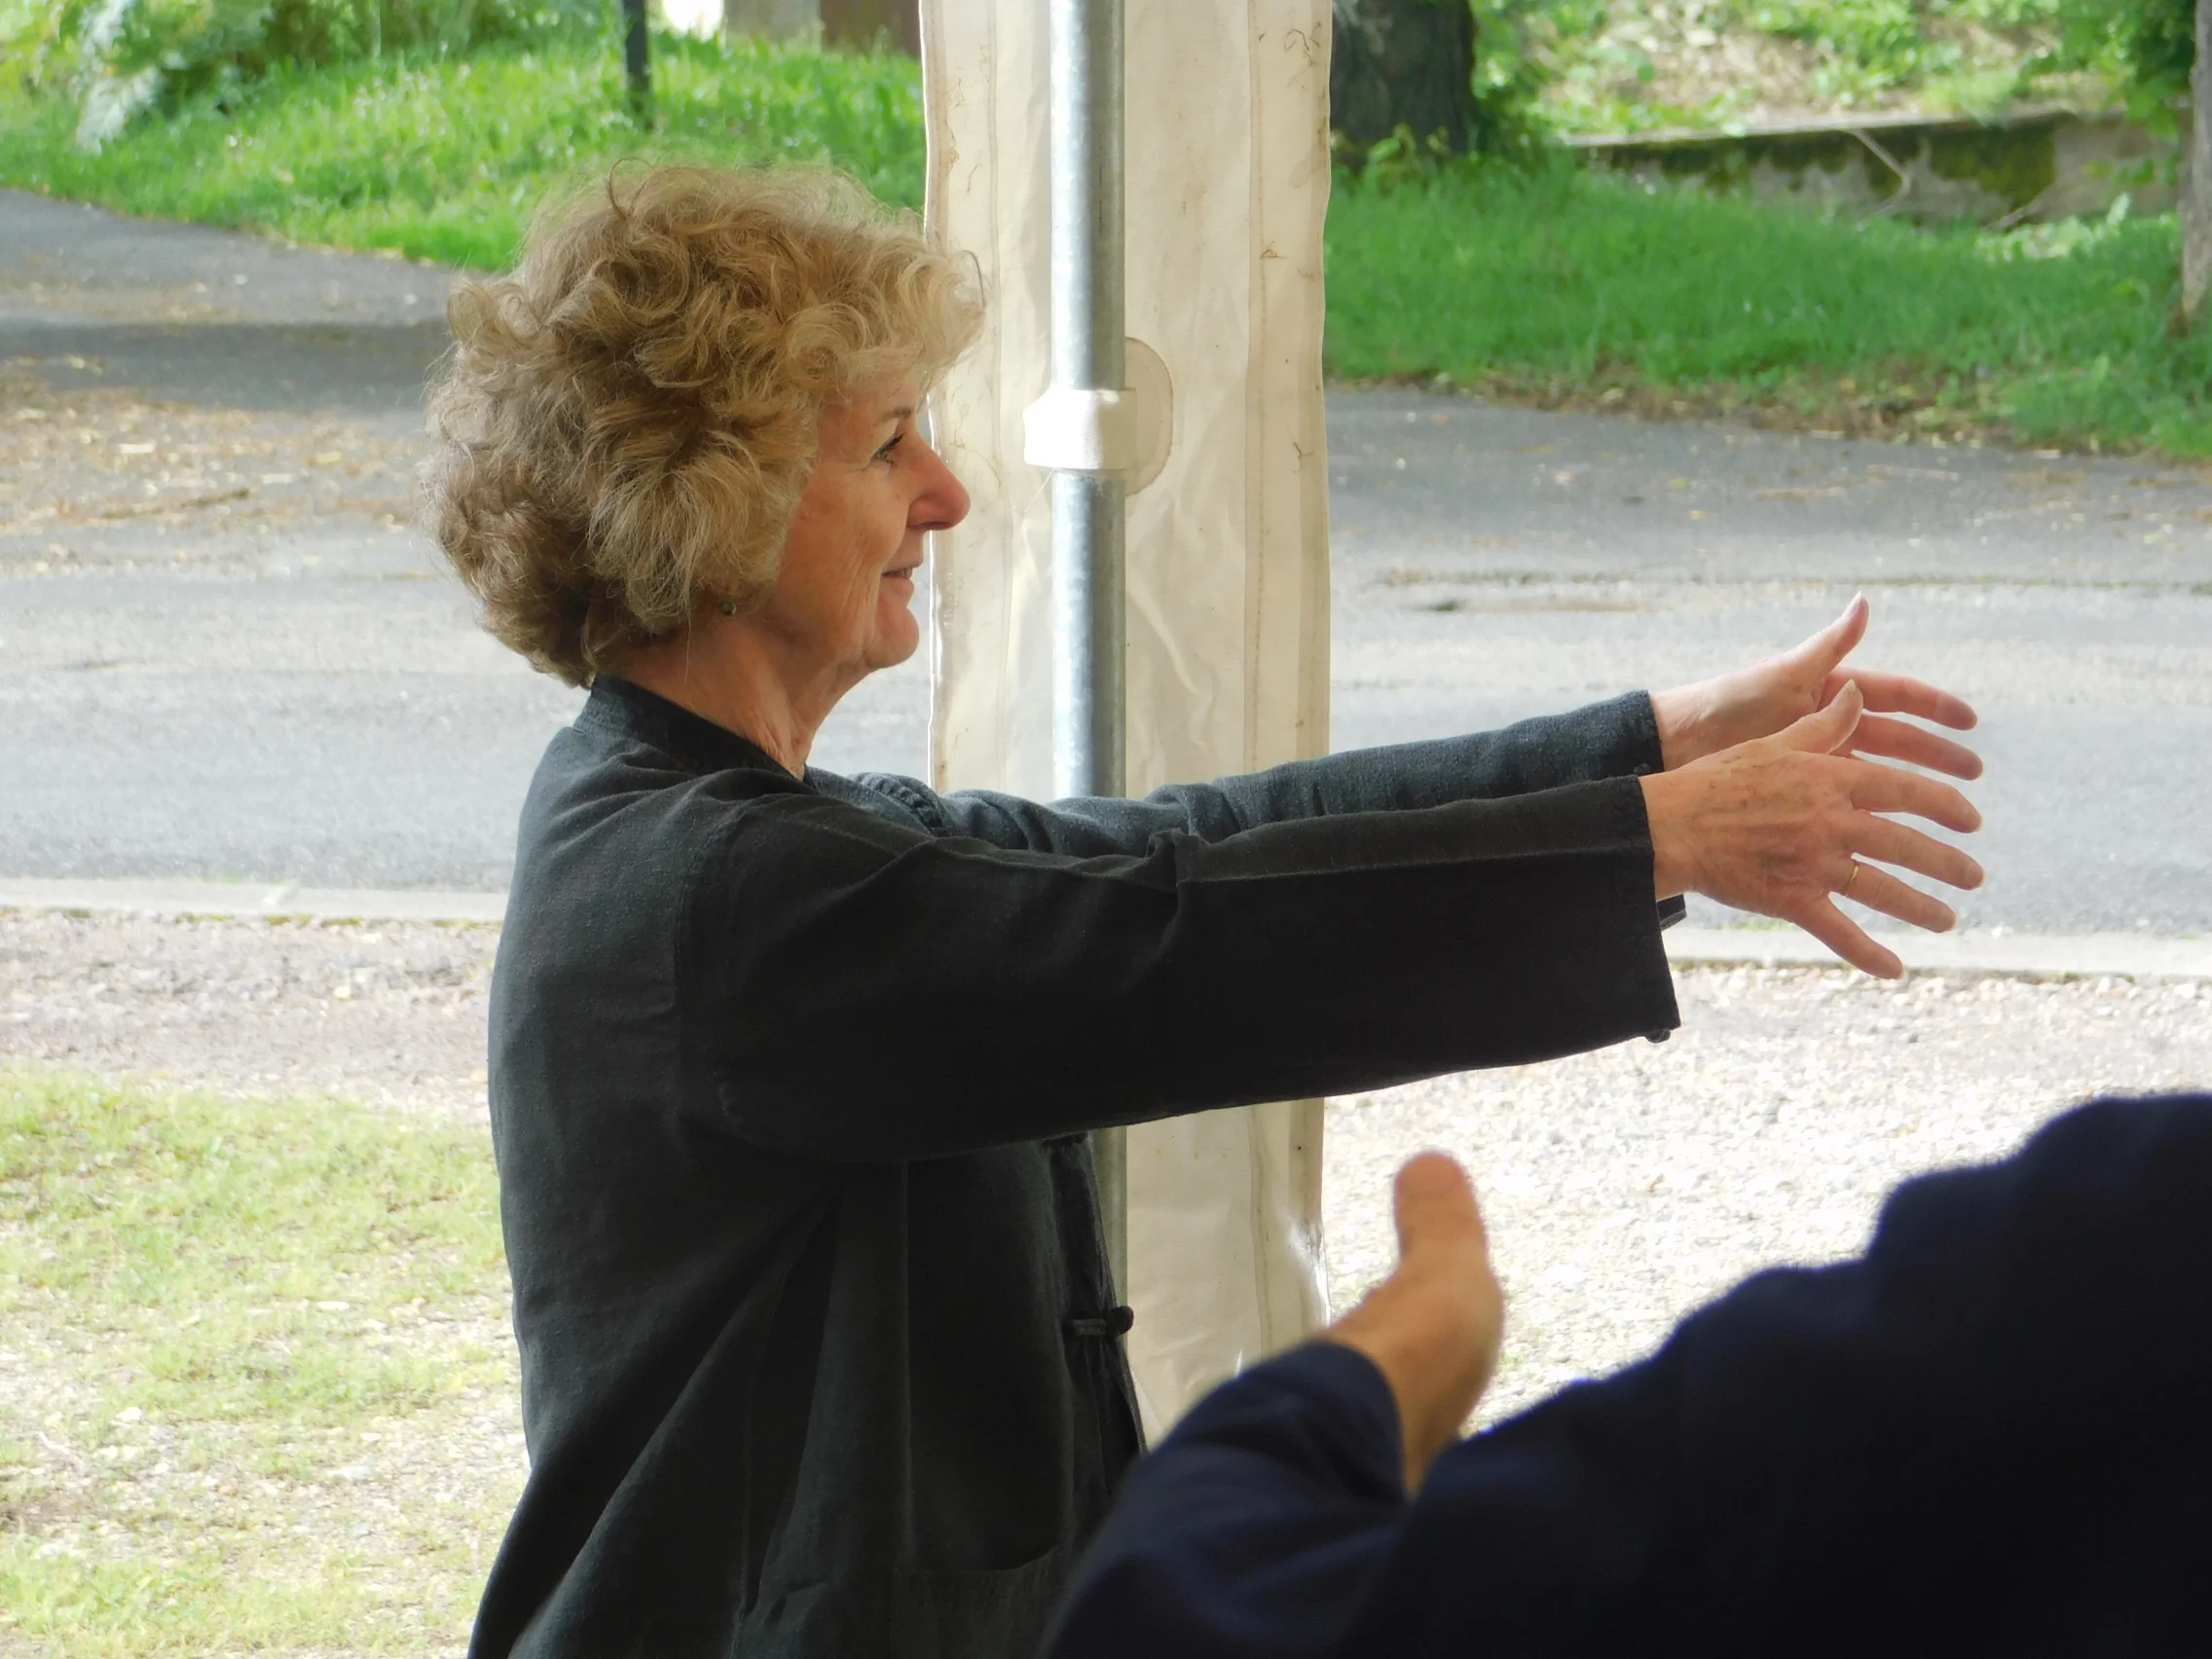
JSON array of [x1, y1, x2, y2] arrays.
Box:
[[1041, 1341, 1409, 1659], [687, 773, 1679, 1161], [1044, 1093, 2212, 1659], [858, 691, 1671, 858]]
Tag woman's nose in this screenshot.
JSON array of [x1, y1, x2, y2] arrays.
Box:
[[912, 440, 971, 535]]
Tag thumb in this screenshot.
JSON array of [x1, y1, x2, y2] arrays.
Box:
[[1783, 678, 1864, 755], [1393, 1152, 1488, 1265], [1786, 592, 1869, 674]]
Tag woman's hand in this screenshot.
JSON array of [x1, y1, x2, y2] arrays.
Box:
[[1650, 595, 1982, 782], [1322, 1154, 1503, 1497], [1641, 682, 1985, 979]]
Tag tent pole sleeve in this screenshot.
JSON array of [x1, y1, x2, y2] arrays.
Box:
[[1048, 0, 1128, 1300]]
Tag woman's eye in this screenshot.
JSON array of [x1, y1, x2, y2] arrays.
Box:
[[873, 433, 903, 463]]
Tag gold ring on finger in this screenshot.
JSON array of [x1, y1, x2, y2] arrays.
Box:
[[1842, 862, 1862, 899]]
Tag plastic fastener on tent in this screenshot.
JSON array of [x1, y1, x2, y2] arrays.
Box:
[[1023, 386, 1139, 475], [1021, 348, 1173, 491]]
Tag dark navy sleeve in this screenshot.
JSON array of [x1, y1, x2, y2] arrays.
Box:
[[1040, 1342, 1410, 1659], [1339, 1091, 2212, 1656], [1044, 1094, 2212, 1659]]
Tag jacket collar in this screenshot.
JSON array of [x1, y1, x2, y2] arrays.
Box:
[[579, 677, 796, 779]]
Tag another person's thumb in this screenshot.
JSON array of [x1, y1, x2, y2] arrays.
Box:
[[1394, 1151, 1487, 1262], [1325, 1153, 1504, 1495]]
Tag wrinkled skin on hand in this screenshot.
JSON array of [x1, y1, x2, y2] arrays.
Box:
[[1642, 682, 1986, 979], [1651, 595, 1982, 782]]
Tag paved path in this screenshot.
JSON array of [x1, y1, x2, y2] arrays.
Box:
[[1327, 393, 2212, 938], [4, 189, 2208, 938]]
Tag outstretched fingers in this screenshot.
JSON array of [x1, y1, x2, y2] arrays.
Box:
[[1825, 668, 1978, 732], [1838, 859, 1960, 935], [1847, 713, 1985, 781], [1846, 759, 1983, 834], [1653, 676, 1989, 977], [1850, 814, 1985, 893], [1792, 897, 1906, 979]]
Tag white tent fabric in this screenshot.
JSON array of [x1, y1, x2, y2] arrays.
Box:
[[919, 2, 1336, 1434]]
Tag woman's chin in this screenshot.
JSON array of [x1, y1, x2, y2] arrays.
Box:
[[867, 608, 922, 670]]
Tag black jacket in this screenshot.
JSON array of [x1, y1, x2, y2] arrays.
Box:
[[1046, 1093, 2212, 1659], [469, 678, 1682, 1659]]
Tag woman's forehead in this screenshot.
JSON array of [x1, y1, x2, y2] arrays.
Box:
[[821, 375, 921, 444], [842, 369, 921, 415]]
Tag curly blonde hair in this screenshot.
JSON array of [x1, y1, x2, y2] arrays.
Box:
[[424, 166, 982, 685]]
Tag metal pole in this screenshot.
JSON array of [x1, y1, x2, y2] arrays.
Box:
[[1047, 0, 1127, 1300]]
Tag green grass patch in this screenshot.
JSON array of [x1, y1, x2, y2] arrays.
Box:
[[1325, 161, 2212, 457], [0, 29, 924, 270], [0, 1069, 514, 1654]]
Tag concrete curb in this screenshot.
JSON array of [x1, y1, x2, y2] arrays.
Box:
[[0, 877, 505, 926], [1666, 925, 2212, 981], [0, 880, 2204, 978]]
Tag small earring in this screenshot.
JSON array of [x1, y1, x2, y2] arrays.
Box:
[[718, 600, 740, 616]]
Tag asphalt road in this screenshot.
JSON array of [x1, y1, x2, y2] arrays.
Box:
[[4, 189, 2208, 935]]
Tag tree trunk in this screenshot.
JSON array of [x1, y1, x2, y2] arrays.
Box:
[[723, 0, 819, 41], [622, 0, 651, 124], [822, 0, 918, 54], [1330, 0, 1478, 152], [2185, 0, 2212, 326]]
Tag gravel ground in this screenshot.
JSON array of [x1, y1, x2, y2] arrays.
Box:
[[1, 367, 422, 577], [0, 910, 496, 1119], [1327, 965, 2212, 1423], [9, 910, 2210, 1412], [3, 908, 2208, 1641]]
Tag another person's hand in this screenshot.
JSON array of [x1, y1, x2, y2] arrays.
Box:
[[1650, 595, 1982, 781], [1322, 1153, 1503, 1496], [1641, 681, 1985, 978]]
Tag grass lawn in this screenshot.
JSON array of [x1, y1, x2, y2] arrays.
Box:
[[0, 30, 923, 271], [0, 1069, 515, 1655], [1326, 161, 2212, 459], [3, 34, 2209, 457]]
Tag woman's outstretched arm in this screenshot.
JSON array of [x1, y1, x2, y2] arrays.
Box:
[[701, 686, 1977, 1160], [862, 691, 1673, 853], [693, 772, 1679, 1161], [877, 597, 1979, 866]]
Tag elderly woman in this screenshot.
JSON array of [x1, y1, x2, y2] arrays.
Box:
[[427, 167, 1983, 1659]]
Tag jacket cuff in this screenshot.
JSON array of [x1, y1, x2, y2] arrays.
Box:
[[1170, 1341, 1408, 1503]]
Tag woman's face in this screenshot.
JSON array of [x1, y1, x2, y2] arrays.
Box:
[[755, 371, 971, 684]]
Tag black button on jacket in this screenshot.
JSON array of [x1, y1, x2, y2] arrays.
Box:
[[469, 678, 1683, 1659]]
